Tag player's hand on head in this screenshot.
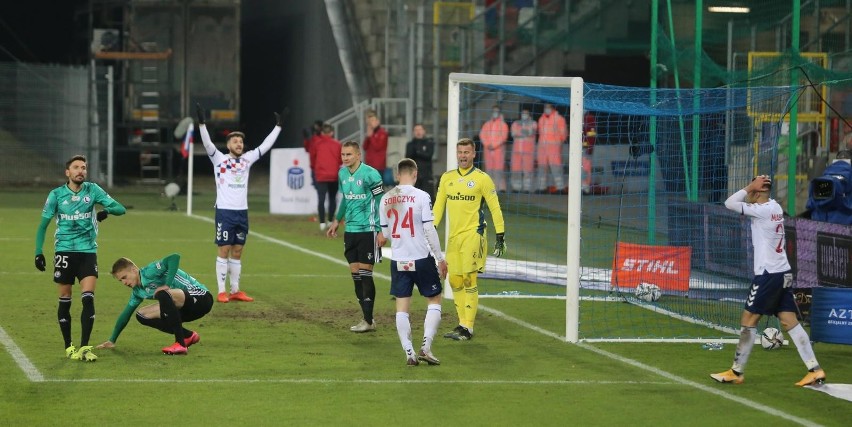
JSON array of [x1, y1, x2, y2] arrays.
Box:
[[195, 103, 206, 125], [96, 210, 108, 222], [493, 233, 506, 257], [34, 254, 46, 271]]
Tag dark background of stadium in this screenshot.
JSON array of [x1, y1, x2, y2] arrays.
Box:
[[0, 1, 644, 150]]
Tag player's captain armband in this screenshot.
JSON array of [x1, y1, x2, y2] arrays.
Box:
[[371, 184, 384, 196], [783, 273, 793, 288], [396, 260, 415, 271]]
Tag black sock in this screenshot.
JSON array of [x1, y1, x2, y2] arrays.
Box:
[[351, 271, 364, 313], [57, 297, 72, 348], [155, 290, 185, 345], [359, 269, 375, 324], [136, 312, 169, 333], [80, 292, 95, 346]]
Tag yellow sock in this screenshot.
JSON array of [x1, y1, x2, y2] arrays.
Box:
[[464, 273, 479, 331], [449, 275, 466, 328]]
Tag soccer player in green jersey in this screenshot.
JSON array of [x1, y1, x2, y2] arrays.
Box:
[[96, 253, 214, 355], [327, 140, 386, 332], [34, 155, 126, 361], [433, 138, 506, 341]]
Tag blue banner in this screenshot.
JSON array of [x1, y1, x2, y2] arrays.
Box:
[[810, 287, 852, 345]]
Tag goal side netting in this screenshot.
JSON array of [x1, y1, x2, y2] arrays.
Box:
[[447, 72, 798, 343]]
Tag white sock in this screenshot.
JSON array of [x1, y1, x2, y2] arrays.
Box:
[[787, 323, 820, 370], [228, 259, 242, 294], [731, 326, 756, 373], [216, 257, 228, 294], [422, 303, 442, 352], [396, 312, 414, 357]]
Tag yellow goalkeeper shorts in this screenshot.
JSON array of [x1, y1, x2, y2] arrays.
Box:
[[446, 230, 487, 275]]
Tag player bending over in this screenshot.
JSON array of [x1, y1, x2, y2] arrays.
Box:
[[97, 253, 214, 355]]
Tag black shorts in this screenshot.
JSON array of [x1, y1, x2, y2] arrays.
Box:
[[344, 231, 379, 265], [53, 252, 98, 285], [179, 290, 214, 322]]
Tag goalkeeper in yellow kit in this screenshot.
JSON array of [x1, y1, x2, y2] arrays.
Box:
[[433, 138, 506, 340]]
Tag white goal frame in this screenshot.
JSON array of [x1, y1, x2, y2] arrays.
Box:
[[446, 73, 584, 343]]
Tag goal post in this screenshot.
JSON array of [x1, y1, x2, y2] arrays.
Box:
[[444, 73, 798, 344], [447, 73, 584, 342]]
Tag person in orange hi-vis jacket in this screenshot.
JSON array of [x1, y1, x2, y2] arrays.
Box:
[[536, 102, 567, 194], [582, 111, 597, 194], [479, 105, 509, 192], [510, 106, 537, 192]]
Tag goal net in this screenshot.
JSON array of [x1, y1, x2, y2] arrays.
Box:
[[446, 72, 800, 342]]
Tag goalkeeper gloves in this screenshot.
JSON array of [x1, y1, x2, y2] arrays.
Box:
[[96, 210, 108, 222], [35, 254, 46, 272], [493, 233, 506, 257], [195, 103, 206, 125]]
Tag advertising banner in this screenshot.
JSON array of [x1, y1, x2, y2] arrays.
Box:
[[810, 287, 852, 345], [269, 148, 317, 215], [611, 242, 692, 292]]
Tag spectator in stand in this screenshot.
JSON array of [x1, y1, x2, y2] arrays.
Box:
[[536, 102, 568, 194], [405, 123, 436, 200], [510, 107, 537, 193], [363, 110, 389, 183], [479, 105, 509, 192], [582, 111, 597, 195], [309, 124, 343, 231], [302, 120, 323, 152]]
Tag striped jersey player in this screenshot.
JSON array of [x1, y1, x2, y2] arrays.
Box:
[[197, 104, 283, 303]]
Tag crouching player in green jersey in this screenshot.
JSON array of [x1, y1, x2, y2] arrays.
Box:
[[96, 253, 213, 355], [34, 154, 126, 362]]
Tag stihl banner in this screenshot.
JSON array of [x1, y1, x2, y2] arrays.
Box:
[[611, 242, 692, 292]]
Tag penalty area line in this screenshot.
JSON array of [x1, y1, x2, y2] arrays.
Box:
[[43, 378, 676, 385], [186, 214, 819, 426], [0, 325, 44, 382], [480, 306, 822, 427]]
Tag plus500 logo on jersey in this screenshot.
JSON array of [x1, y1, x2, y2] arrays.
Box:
[[611, 242, 692, 292], [345, 193, 368, 200], [59, 212, 93, 221]]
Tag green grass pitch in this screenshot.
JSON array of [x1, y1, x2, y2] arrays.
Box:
[[1, 186, 850, 426]]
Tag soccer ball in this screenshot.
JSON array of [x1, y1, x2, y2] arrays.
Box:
[[760, 327, 784, 350], [634, 282, 661, 302]]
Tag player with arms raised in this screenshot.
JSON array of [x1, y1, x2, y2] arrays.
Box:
[[711, 175, 826, 386], [433, 138, 506, 341], [34, 154, 126, 361], [197, 103, 284, 303], [380, 158, 448, 366]]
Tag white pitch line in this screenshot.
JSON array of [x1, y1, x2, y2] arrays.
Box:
[[480, 305, 822, 427], [45, 378, 676, 385], [0, 325, 44, 382], [189, 214, 823, 426], [0, 213, 826, 425]]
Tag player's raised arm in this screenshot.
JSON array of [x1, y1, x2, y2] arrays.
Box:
[[256, 110, 286, 157], [196, 103, 218, 157]]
